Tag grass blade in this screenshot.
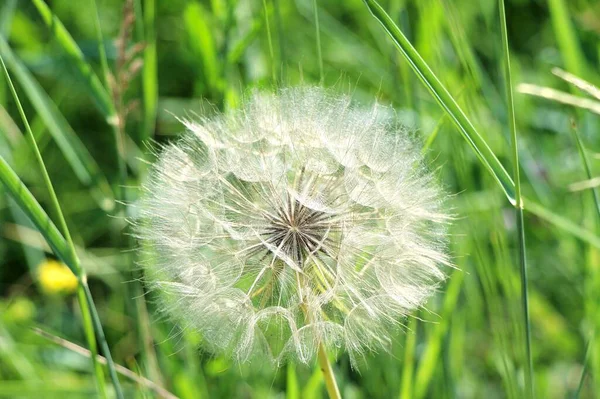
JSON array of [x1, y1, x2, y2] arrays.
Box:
[[498, 1, 533, 397], [227, 19, 262, 65], [414, 269, 463, 399], [313, 0, 324, 83], [547, 0, 587, 78], [518, 84, 600, 116], [0, 139, 110, 399], [286, 363, 300, 399], [399, 317, 417, 399], [141, 0, 158, 140], [34, 328, 177, 399], [363, 0, 515, 203], [553, 68, 600, 101], [0, 37, 114, 211], [0, 0, 17, 36], [90, 0, 110, 88], [569, 122, 600, 399], [261, 0, 276, 84], [30, 0, 115, 119], [184, 3, 220, 95], [0, 156, 73, 269], [524, 199, 600, 249], [570, 123, 600, 218], [1, 55, 124, 399]]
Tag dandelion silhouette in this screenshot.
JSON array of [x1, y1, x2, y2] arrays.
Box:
[[135, 88, 450, 377]]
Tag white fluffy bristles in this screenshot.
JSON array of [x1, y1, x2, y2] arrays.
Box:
[[134, 87, 450, 367]]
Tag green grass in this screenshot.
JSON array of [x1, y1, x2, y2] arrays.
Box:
[[0, 57, 121, 398], [0, 0, 599, 398]]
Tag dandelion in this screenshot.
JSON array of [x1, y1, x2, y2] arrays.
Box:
[[135, 87, 450, 379]]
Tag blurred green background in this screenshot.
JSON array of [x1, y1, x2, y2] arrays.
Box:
[[1, 0, 600, 397]]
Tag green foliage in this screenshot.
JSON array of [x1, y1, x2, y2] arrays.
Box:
[[1, 0, 599, 398]]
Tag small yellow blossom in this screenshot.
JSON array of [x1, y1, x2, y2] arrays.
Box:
[[37, 259, 78, 295]]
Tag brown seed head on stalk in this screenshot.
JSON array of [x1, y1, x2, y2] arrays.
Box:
[[108, 0, 145, 132]]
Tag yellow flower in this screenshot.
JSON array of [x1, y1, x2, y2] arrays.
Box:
[[37, 259, 78, 295]]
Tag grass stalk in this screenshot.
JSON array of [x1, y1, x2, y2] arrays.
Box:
[[141, 0, 158, 140], [89, 0, 110, 88], [399, 317, 416, 399], [570, 122, 600, 218], [317, 341, 341, 399], [261, 0, 276, 84], [1, 56, 124, 399], [363, 0, 516, 203], [313, 0, 324, 83], [570, 123, 600, 399], [498, 1, 533, 397], [34, 328, 177, 399], [573, 337, 592, 398]]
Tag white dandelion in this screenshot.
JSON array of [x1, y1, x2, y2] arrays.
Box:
[[135, 87, 450, 369]]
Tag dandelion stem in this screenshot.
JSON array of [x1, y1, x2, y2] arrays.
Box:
[[317, 341, 341, 399]]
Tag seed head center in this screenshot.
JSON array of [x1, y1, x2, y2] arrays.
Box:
[[263, 198, 334, 268]]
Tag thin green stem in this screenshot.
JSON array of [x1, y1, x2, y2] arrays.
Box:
[[261, 0, 276, 84], [273, 0, 285, 81], [1, 56, 108, 398], [569, 123, 600, 399], [82, 283, 124, 399], [516, 207, 533, 398], [1, 55, 124, 399], [363, 0, 515, 203], [76, 284, 107, 398], [570, 122, 600, 219], [498, 1, 533, 397], [499, 2, 521, 203], [313, 0, 324, 83], [399, 317, 417, 399], [573, 335, 592, 398], [317, 342, 341, 399], [90, 0, 110, 88]]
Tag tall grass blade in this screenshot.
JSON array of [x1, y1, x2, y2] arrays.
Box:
[[1, 55, 123, 399], [573, 338, 592, 399], [0, 97, 110, 399], [547, 0, 587, 78], [399, 317, 416, 399], [261, 0, 276, 84], [524, 199, 600, 249], [570, 123, 600, 399], [570, 123, 600, 218], [518, 84, 600, 116], [0, 37, 114, 211], [286, 363, 300, 399], [184, 3, 220, 96], [498, 1, 533, 397], [141, 0, 158, 140], [34, 328, 177, 399], [553, 68, 600, 100], [414, 269, 463, 399], [313, 0, 324, 83], [30, 0, 115, 119], [0, 156, 73, 269], [362, 0, 515, 203], [89, 0, 110, 88], [0, 0, 17, 36]]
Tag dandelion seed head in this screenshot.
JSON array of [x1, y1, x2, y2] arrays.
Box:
[[135, 87, 450, 367]]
